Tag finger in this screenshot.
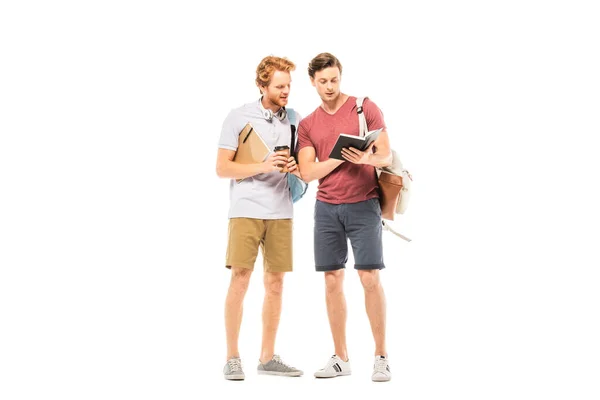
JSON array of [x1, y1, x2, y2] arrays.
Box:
[[288, 164, 297, 172], [341, 148, 357, 157], [341, 150, 356, 160]]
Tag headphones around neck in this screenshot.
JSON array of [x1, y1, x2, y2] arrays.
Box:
[[259, 98, 287, 122]]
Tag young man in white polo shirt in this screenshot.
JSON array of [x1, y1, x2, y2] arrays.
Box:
[[216, 55, 303, 380]]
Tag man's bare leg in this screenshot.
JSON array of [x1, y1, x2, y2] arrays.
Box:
[[358, 269, 387, 357], [225, 267, 252, 360], [325, 269, 348, 361], [259, 271, 284, 363]]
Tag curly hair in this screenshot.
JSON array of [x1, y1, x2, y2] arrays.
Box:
[[255, 56, 296, 91]]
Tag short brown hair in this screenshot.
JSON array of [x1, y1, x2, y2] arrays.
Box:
[[255, 56, 296, 90], [307, 53, 343, 79]]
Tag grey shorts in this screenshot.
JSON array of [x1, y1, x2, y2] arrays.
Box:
[[314, 198, 385, 272]]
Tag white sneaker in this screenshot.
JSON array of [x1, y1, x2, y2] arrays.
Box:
[[371, 355, 391, 382], [314, 355, 351, 378]]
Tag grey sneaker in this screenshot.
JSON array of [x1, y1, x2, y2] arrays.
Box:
[[224, 357, 245, 380], [257, 355, 303, 377]]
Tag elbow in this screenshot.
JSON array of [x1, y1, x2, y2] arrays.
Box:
[[379, 150, 393, 168], [384, 153, 393, 168], [216, 163, 227, 178], [297, 160, 321, 183], [306, 175, 318, 184], [300, 170, 317, 183]]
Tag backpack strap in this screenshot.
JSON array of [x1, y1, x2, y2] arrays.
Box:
[[356, 97, 368, 137], [287, 107, 298, 155], [382, 220, 411, 242], [284, 107, 308, 202], [287, 107, 297, 126]]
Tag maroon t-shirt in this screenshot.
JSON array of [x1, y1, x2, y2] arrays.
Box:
[[297, 96, 387, 204]]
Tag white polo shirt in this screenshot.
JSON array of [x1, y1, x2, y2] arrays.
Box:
[[218, 99, 301, 219]]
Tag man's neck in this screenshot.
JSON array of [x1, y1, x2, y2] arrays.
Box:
[[261, 96, 281, 113], [321, 93, 348, 114]]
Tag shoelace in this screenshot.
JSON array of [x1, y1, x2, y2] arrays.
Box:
[[374, 358, 389, 373], [228, 358, 242, 372], [272, 355, 295, 370]]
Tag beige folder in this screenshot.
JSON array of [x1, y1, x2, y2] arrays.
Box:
[[233, 123, 271, 182]]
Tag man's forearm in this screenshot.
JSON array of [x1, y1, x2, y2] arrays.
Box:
[[216, 161, 265, 180], [302, 159, 343, 182], [368, 150, 393, 169]]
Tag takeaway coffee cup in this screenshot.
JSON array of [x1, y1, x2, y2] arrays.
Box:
[[273, 145, 290, 172]]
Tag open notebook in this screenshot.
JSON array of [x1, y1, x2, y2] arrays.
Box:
[[328, 128, 382, 160]]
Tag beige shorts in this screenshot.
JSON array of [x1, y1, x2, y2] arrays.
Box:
[[225, 218, 293, 273]]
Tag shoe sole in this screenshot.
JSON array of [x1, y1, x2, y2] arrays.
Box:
[[257, 370, 303, 377], [314, 371, 351, 378], [372, 376, 391, 382], [224, 374, 245, 380]]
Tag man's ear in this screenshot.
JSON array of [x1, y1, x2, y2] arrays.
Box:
[[258, 84, 266, 95], [310, 77, 315, 87]]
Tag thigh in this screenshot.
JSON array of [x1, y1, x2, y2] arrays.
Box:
[[345, 198, 385, 270], [263, 219, 293, 273], [225, 218, 264, 270], [314, 200, 348, 272]]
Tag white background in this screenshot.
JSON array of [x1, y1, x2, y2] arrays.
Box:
[[1, 0, 599, 399]]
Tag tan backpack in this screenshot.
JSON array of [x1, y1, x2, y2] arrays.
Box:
[[356, 97, 412, 241]]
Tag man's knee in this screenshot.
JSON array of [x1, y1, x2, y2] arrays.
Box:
[[358, 269, 380, 291], [230, 267, 252, 293], [324, 270, 344, 294], [264, 273, 284, 296]]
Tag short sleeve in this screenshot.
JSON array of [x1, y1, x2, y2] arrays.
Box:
[[363, 98, 387, 132], [297, 118, 313, 153], [218, 109, 242, 151]]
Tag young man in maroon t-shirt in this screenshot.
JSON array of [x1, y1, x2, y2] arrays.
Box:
[[297, 53, 394, 382]]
